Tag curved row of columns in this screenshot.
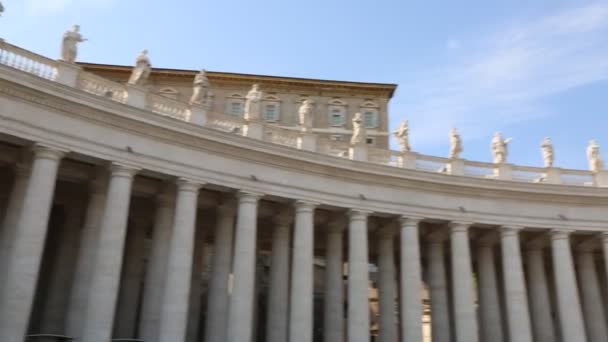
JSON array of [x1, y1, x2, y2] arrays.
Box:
[[0, 144, 607, 342]]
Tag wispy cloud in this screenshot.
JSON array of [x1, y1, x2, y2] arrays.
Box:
[[397, 3, 608, 147], [24, 0, 115, 15]]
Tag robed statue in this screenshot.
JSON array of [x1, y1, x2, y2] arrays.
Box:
[[393, 120, 411, 152], [298, 99, 314, 132], [491, 132, 512, 164], [541, 137, 554, 168], [449, 128, 463, 159], [61, 25, 87, 63], [128, 50, 151, 86], [190, 69, 210, 105], [351, 112, 367, 146], [587, 139, 604, 172], [244, 84, 262, 120]]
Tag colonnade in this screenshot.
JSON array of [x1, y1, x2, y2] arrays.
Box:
[[0, 143, 607, 342]]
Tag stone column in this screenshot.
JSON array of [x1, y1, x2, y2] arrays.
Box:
[[324, 218, 345, 342], [226, 191, 261, 342], [158, 179, 202, 342], [602, 232, 608, 298], [113, 217, 148, 338], [576, 248, 608, 342], [0, 162, 30, 297], [41, 204, 83, 334], [65, 174, 107, 338], [376, 225, 397, 342], [347, 210, 370, 342], [400, 217, 422, 342], [0, 145, 65, 342], [476, 240, 503, 342], [449, 222, 479, 342], [427, 236, 451, 342], [500, 227, 533, 342], [289, 201, 316, 342], [550, 229, 587, 342], [185, 218, 208, 342], [266, 211, 292, 342], [139, 187, 175, 342], [525, 246, 556, 342], [81, 163, 138, 342], [204, 202, 236, 342]]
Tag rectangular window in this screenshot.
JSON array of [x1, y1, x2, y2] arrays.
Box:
[[264, 104, 278, 121], [331, 108, 344, 126], [363, 111, 376, 128], [230, 102, 242, 117]]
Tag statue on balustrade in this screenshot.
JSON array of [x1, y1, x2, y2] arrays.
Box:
[[298, 99, 314, 132], [244, 84, 262, 121], [449, 128, 463, 159], [189, 69, 210, 105], [351, 112, 367, 146], [60, 25, 87, 63], [541, 137, 554, 168], [491, 132, 511, 164], [128, 49, 151, 86], [587, 139, 604, 172], [393, 120, 411, 152]]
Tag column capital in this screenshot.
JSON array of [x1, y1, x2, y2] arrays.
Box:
[[477, 232, 499, 247], [400, 216, 422, 229], [294, 200, 318, 213], [327, 215, 347, 233], [237, 190, 264, 203], [377, 225, 396, 239], [217, 201, 237, 218], [550, 229, 574, 241], [274, 211, 293, 226], [155, 183, 176, 207], [109, 163, 140, 179], [176, 178, 203, 193], [32, 143, 69, 161], [13, 162, 32, 176], [449, 221, 473, 232], [599, 231, 608, 242], [500, 225, 524, 237], [348, 209, 372, 221]]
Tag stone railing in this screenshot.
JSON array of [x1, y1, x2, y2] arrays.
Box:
[[1, 41, 607, 187], [0, 41, 57, 80], [77, 71, 128, 103]]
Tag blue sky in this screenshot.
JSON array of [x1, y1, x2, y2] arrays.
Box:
[[2, 0, 608, 169]]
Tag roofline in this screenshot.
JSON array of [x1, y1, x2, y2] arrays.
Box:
[[77, 62, 398, 98]]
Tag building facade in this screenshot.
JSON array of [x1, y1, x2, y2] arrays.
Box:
[[0, 39, 608, 342]]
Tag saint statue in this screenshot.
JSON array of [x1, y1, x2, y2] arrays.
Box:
[[351, 112, 367, 145], [243, 84, 262, 120], [189, 69, 210, 105], [60, 25, 87, 63], [541, 137, 554, 168], [128, 49, 151, 86], [298, 99, 314, 132], [491, 132, 512, 164], [449, 128, 463, 159], [393, 120, 411, 152], [587, 139, 604, 172]]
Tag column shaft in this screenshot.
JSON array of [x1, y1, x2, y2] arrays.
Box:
[[550, 230, 587, 342], [450, 223, 479, 342], [289, 202, 316, 342], [500, 228, 533, 342], [324, 220, 344, 342], [377, 227, 397, 342], [525, 248, 556, 342], [158, 180, 201, 342], [476, 244, 503, 342], [347, 210, 370, 342], [65, 175, 107, 338], [185, 220, 207, 342], [577, 250, 608, 342], [81, 164, 137, 342], [204, 203, 235, 342], [427, 240, 451, 342], [226, 191, 261, 342], [138, 189, 175, 342], [266, 213, 291, 342], [0, 145, 65, 342], [400, 218, 422, 342]]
